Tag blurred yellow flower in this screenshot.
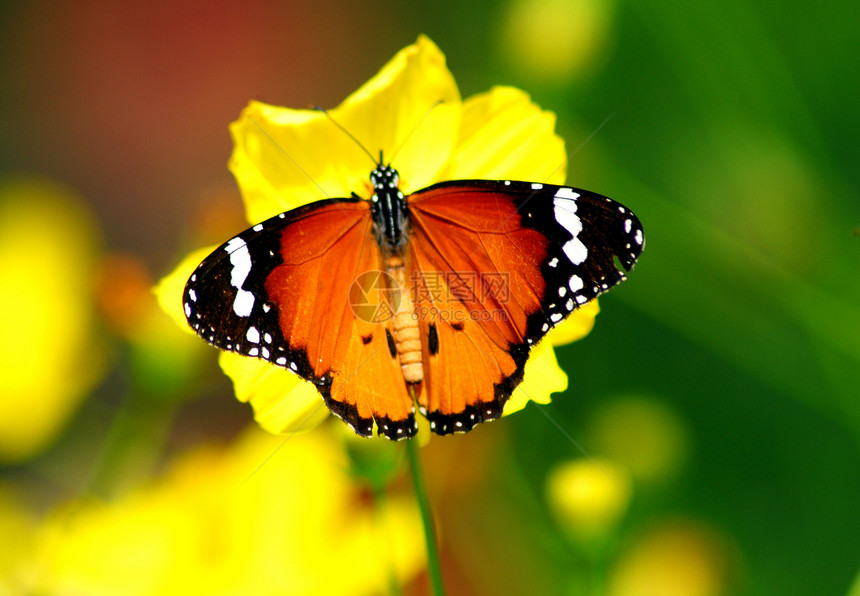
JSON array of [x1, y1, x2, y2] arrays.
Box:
[[607, 520, 735, 596], [35, 426, 424, 596], [0, 178, 106, 462], [587, 395, 689, 486], [546, 458, 632, 541], [0, 486, 38, 594], [156, 35, 600, 436], [500, 0, 616, 83]]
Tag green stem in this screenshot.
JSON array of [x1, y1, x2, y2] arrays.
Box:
[[405, 437, 446, 596]]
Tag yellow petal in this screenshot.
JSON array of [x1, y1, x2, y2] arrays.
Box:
[[229, 35, 461, 225], [218, 352, 327, 435], [445, 85, 567, 184], [503, 301, 598, 415], [229, 102, 364, 224], [336, 34, 462, 193], [153, 245, 217, 335], [504, 337, 568, 415], [547, 299, 600, 346]]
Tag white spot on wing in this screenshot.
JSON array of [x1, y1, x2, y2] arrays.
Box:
[[563, 238, 588, 265], [569, 275, 583, 291], [233, 291, 255, 317], [553, 197, 582, 237], [531, 183, 543, 190], [555, 187, 580, 200], [246, 326, 260, 343], [225, 237, 255, 317]]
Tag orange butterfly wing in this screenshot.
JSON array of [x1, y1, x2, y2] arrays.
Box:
[[406, 180, 643, 433], [186, 177, 643, 439], [185, 199, 417, 439]]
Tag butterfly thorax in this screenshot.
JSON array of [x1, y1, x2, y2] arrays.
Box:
[[370, 164, 410, 257]]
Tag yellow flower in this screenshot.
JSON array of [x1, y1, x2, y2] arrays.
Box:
[[0, 178, 106, 462], [500, 0, 616, 83], [587, 396, 690, 486], [35, 426, 424, 596], [607, 520, 735, 596], [0, 486, 38, 594], [156, 35, 600, 435], [546, 458, 632, 541]]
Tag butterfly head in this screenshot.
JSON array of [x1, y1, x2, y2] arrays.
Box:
[[369, 163, 400, 197]]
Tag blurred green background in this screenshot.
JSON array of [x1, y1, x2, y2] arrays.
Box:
[[1, 1, 858, 595]]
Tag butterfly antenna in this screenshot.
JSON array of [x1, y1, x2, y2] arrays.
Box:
[[313, 105, 379, 166], [247, 115, 332, 198], [389, 99, 445, 166], [542, 110, 616, 184]]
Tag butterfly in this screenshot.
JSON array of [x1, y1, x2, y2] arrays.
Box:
[[184, 156, 644, 440]]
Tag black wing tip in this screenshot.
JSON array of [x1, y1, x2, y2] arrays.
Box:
[[594, 194, 645, 273], [618, 212, 645, 272]]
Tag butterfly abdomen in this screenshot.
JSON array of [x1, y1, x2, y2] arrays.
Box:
[[386, 256, 423, 384]]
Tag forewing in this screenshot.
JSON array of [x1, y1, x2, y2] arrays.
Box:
[[406, 180, 644, 434], [184, 198, 416, 439]]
